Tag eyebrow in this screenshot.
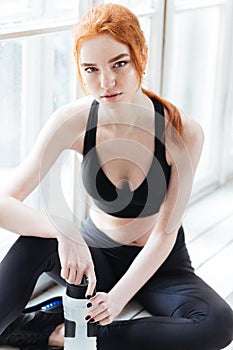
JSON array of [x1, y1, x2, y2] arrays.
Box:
[[80, 53, 130, 67]]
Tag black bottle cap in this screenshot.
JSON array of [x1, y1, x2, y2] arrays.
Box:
[[66, 276, 88, 299]]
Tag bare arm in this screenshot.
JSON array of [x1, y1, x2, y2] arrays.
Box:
[[0, 101, 81, 237], [0, 97, 96, 294]]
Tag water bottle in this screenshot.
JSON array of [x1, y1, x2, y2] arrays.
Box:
[[63, 276, 97, 350]]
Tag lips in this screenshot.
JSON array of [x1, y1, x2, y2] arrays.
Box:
[[100, 93, 122, 102], [101, 92, 122, 98]]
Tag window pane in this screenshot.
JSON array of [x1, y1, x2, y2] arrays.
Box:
[[0, 40, 22, 167], [51, 32, 76, 209], [0, 30, 75, 193], [0, 0, 35, 26], [163, 6, 222, 182], [52, 31, 74, 110], [54, 0, 78, 11], [165, 7, 220, 119], [0, 0, 79, 27], [139, 16, 151, 42], [0, 0, 31, 14]]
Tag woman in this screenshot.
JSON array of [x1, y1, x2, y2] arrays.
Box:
[[0, 3, 232, 349]]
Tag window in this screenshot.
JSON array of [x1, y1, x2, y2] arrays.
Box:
[[0, 0, 81, 288], [162, 0, 233, 195]]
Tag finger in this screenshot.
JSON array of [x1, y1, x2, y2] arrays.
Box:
[[74, 271, 84, 285], [88, 292, 105, 305], [89, 308, 111, 324], [86, 302, 107, 320], [67, 267, 77, 285], [85, 270, 96, 297], [60, 265, 69, 281]]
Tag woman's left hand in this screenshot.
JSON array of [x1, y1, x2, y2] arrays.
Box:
[[85, 292, 124, 325]]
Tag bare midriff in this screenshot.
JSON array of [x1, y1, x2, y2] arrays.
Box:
[[90, 207, 159, 247]]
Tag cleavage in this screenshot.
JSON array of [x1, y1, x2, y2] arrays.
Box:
[[95, 138, 155, 192]]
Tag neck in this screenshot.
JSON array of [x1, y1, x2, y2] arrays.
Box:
[[98, 89, 153, 125]]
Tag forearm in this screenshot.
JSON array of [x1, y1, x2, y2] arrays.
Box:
[[0, 197, 82, 242], [0, 196, 59, 238], [109, 229, 178, 306]]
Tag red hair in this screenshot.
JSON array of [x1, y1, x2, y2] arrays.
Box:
[[73, 3, 182, 141]]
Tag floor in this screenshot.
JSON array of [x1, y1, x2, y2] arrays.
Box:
[[0, 179, 233, 349]]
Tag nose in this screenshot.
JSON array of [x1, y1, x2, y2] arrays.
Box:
[[100, 70, 116, 90]]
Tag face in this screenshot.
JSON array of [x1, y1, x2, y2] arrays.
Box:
[[79, 34, 141, 105]]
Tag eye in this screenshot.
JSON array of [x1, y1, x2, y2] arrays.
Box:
[[113, 61, 128, 68], [84, 66, 98, 73]]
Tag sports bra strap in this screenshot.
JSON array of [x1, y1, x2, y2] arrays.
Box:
[[83, 100, 99, 157]]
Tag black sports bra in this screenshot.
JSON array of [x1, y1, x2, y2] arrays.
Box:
[[81, 97, 171, 218]]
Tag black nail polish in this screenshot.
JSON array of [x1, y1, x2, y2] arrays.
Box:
[[89, 318, 95, 323], [87, 302, 92, 308], [85, 315, 91, 321], [86, 295, 92, 299]]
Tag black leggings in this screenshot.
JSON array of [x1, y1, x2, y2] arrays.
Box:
[[0, 218, 232, 350]]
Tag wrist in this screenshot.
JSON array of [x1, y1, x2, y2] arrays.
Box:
[[48, 215, 85, 243], [55, 228, 86, 247], [108, 287, 130, 309]]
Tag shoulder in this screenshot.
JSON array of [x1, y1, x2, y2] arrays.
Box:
[[164, 107, 204, 166], [164, 107, 204, 148], [178, 107, 204, 149], [36, 95, 95, 151], [48, 95, 94, 132]]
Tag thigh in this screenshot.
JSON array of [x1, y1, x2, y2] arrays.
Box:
[[80, 218, 142, 292], [92, 244, 142, 292], [133, 272, 233, 350], [99, 273, 233, 350], [135, 273, 208, 318], [89, 247, 116, 292], [135, 269, 232, 327]]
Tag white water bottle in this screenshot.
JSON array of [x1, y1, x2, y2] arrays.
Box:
[[63, 277, 97, 350]]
